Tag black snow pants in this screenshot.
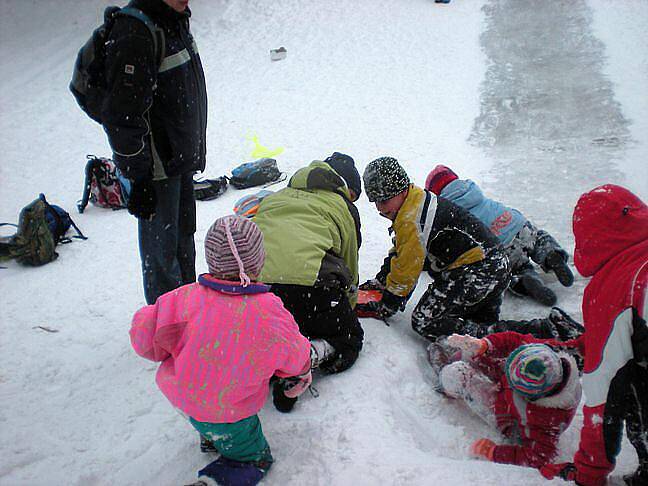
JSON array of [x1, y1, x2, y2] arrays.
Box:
[[270, 284, 364, 374], [604, 360, 648, 484], [412, 249, 510, 340]]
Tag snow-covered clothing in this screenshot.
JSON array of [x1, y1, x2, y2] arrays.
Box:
[[371, 183, 510, 339], [129, 274, 311, 423], [565, 184, 648, 486], [440, 331, 581, 469], [440, 179, 526, 247], [254, 161, 364, 373], [438, 179, 568, 272]]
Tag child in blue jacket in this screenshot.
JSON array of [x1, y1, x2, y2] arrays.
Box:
[[426, 165, 573, 306]]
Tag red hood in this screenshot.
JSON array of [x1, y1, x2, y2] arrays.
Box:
[[573, 184, 648, 277]]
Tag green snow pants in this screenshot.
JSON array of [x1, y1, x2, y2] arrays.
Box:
[[189, 414, 273, 468]]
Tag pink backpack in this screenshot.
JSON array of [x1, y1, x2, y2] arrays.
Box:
[[77, 156, 131, 213]]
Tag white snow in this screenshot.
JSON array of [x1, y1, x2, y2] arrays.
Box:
[[1, 0, 646, 485]]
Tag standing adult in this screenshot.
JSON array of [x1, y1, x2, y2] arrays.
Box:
[[103, 0, 207, 304]]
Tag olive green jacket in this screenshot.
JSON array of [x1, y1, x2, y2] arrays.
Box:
[[254, 161, 359, 306]]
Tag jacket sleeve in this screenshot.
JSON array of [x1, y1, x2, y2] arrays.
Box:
[[572, 305, 641, 485], [483, 331, 531, 359], [493, 423, 561, 469], [102, 18, 157, 181], [129, 302, 187, 362], [272, 318, 312, 379]]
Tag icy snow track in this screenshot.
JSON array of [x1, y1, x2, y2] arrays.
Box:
[[471, 0, 631, 248]]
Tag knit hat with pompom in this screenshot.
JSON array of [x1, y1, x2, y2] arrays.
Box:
[[505, 343, 564, 400], [204, 215, 265, 286]]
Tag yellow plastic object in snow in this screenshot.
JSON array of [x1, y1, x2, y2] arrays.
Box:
[[248, 134, 284, 159]]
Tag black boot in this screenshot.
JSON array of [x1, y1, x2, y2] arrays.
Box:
[[546, 251, 574, 287], [272, 379, 298, 413], [200, 434, 218, 454], [549, 307, 585, 340], [490, 317, 558, 339], [520, 273, 557, 306]]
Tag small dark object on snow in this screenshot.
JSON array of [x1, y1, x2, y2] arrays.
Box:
[[270, 47, 287, 61]]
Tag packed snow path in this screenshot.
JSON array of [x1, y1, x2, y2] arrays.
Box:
[[0, 0, 646, 485]]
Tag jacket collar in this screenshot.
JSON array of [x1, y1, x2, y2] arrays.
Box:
[[198, 274, 271, 295]]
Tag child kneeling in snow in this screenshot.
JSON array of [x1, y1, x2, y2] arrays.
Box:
[[429, 332, 581, 470], [129, 215, 312, 486]]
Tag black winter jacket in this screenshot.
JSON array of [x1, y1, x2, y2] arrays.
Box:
[[102, 0, 207, 181]]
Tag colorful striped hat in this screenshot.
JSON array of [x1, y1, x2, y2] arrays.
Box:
[[204, 215, 265, 286], [505, 344, 563, 399]]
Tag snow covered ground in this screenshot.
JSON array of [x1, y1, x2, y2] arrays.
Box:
[[1, 0, 646, 484]]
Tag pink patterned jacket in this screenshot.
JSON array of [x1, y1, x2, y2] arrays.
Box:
[[130, 275, 311, 423]]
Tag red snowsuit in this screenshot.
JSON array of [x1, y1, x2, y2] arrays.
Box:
[[476, 332, 581, 468], [566, 185, 648, 486]]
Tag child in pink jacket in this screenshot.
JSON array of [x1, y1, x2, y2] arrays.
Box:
[[130, 215, 312, 486]]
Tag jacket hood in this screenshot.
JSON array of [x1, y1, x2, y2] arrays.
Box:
[[534, 354, 581, 410], [573, 184, 648, 277], [130, 0, 191, 20], [289, 161, 352, 200], [441, 179, 484, 210]]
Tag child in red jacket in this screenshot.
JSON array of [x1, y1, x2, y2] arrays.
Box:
[[430, 331, 581, 470], [541, 184, 648, 486]]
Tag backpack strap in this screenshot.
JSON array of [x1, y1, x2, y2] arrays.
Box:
[[118, 6, 166, 68], [78, 155, 99, 214], [40, 194, 88, 243]]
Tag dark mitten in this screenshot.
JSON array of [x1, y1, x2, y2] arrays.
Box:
[[380, 289, 407, 317], [128, 179, 157, 220], [272, 379, 298, 413]]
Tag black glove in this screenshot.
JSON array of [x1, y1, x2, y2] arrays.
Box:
[[359, 279, 384, 291], [320, 348, 360, 374], [128, 179, 157, 220], [380, 290, 406, 317], [272, 379, 298, 413]]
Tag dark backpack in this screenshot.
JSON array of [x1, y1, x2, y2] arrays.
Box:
[[193, 176, 229, 201], [230, 158, 285, 189], [69, 5, 165, 124], [78, 156, 131, 213], [0, 195, 86, 266]]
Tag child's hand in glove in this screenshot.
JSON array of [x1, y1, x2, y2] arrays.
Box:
[[283, 370, 312, 398], [469, 438, 496, 461], [447, 334, 488, 359]]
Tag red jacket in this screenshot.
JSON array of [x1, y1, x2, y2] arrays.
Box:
[[477, 332, 581, 469], [569, 185, 648, 486]]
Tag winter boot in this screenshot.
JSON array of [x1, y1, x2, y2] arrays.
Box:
[[310, 339, 336, 369], [272, 379, 298, 413], [545, 251, 574, 287], [549, 307, 585, 340], [195, 456, 267, 486], [200, 434, 219, 454], [519, 272, 557, 306]]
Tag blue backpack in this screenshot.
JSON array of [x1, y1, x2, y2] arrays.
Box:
[[230, 158, 285, 189]]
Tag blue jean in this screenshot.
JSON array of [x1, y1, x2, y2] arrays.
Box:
[[138, 172, 196, 304]]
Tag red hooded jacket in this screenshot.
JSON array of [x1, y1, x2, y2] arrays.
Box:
[[476, 332, 581, 469], [570, 185, 648, 486]]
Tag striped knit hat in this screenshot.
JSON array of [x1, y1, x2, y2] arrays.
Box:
[[505, 344, 563, 399], [204, 215, 265, 286]]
